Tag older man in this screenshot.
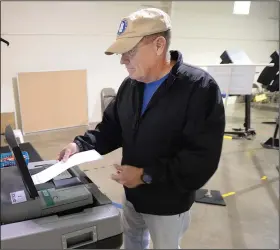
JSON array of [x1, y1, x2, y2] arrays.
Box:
[[58, 8, 225, 249]]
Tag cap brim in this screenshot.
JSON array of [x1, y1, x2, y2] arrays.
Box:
[[104, 36, 143, 55]]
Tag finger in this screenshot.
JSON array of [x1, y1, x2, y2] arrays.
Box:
[[113, 164, 123, 172], [62, 149, 71, 162], [57, 154, 61, 161], [111, 174, 126, 185], [111, 173, 120, 181], [113, 164, 123, 171], [57, 151, 64, 161], [124, 184, 134, 188], [110, 165, 121, 174]]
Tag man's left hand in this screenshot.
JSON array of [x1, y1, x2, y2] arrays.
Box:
[[111, 164, 144, 188]]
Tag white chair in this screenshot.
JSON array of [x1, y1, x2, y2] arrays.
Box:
[[100, 88, 116, 113]]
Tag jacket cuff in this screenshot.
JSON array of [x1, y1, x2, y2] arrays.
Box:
[[74, 140, 83, 152]]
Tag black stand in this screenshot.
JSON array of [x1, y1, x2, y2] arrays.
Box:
[[262, 121, 276, 125], [261, 118, 279, 149], [224, 95, 256, 139], [1, 38, 9, 46], [195, 189, 226, 206]]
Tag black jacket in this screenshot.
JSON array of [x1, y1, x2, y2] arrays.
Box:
[[74, 50, 225, 215]]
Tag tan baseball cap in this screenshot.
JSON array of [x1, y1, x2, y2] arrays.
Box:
[[105, 8, 171, 55]]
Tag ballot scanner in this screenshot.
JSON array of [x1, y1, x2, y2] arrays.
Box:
[[1, 125, 123, 249]]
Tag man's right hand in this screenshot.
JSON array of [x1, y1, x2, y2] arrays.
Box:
[[57, 142, 79, 162]]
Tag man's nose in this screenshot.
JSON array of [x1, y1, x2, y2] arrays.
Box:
[[120, 54, 129, 65]]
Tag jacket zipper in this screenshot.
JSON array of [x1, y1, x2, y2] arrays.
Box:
[[141, 75, 177, 119], [133, 75, 177, 140]]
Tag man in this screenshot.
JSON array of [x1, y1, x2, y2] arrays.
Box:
[[58, 8, 225, 249]]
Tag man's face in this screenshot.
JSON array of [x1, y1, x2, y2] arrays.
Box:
[[120, 38, 165, 81]]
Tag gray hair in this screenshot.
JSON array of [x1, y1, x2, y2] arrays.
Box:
[[142, 29, 171, 51]]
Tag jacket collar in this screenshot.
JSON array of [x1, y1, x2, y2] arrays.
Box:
[[131, 51, 184, 117], [169, 50, 184, 78], [130, 50, 183, 85]]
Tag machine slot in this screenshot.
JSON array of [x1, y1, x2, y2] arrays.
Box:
[[62, 226, 97, 249], [56, 203, 95, 217]]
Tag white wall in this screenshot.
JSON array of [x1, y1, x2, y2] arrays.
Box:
[[170, 1, 279, 64], [1, 1, 279, 124], [1, 1, 153, 123]]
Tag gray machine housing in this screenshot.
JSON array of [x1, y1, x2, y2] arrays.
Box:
[[1, 160, 95, 224], [1, 125, 123, 249], [1, 162, 123, 249]]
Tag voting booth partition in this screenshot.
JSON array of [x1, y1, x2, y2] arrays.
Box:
[[257, 51, 279, 93], [256, 51, 279, 151], [210, 50, 258, 140]]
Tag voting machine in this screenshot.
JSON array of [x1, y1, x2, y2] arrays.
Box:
[[1, 125, 123, 249]]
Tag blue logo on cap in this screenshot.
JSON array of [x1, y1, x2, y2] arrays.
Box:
[[117, 19, 127, 35]]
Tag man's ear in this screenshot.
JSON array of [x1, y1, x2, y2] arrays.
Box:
[[154, 37, 166, 56]]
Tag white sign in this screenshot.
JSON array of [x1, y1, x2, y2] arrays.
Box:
[[10, 190, 27, 204], [207, 66, 231, 96], [206, 65, 256, 95], [229, 65, 255, 95]]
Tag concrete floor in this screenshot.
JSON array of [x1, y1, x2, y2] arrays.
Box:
[[12, 103, 280, 249]]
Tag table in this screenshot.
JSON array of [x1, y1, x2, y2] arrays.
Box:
[[0, 142, 42, 162]]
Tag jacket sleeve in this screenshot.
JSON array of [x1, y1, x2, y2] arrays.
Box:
[[144, 74, 226, 192], [73, 81, 126, 155]]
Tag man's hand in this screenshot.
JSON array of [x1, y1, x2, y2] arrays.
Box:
[[111, 164, 144, 188], [57, 142, 79, 162]]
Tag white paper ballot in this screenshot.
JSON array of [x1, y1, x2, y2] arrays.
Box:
[[31, 150, 102, 185]]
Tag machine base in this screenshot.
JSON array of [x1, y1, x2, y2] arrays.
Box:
[[195, 189, 226, 206], [261, 120, 279, 150], [261, 138, 279, 149]]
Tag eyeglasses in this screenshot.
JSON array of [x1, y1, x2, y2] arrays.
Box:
[[122, 47, 138, 58], [117, 46, 139, 59], [118, 40, 153, 59]]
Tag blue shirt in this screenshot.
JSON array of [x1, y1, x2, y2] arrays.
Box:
[[141, 73, 169, 115]]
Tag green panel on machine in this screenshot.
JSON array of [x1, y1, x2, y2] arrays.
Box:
[[41, 189, 55, 207]]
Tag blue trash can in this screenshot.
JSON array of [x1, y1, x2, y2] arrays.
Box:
[[0, 151, 30, 168]]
